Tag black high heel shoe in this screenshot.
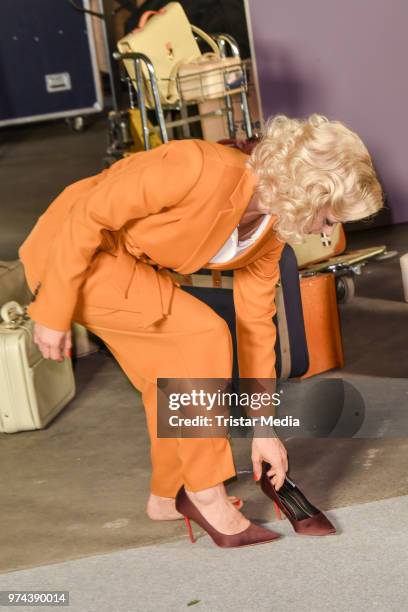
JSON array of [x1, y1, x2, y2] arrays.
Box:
[[260, 462, 336, 536]]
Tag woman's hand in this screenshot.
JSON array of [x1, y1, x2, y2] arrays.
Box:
[[251, 437, 288, 490], [33, 323, 72, 362]]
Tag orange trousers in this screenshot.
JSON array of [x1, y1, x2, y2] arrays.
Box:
[[72, 251, 236, 497]]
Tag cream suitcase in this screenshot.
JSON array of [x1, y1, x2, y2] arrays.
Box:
[[0, 301, 75, 434], [117, 2, 202, 108]]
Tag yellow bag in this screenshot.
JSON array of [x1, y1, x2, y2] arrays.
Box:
[[128, 108, 162, 151], [117, 2, 203, 109]]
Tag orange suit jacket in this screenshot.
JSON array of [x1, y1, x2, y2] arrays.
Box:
[[18, 139, 286, 379]]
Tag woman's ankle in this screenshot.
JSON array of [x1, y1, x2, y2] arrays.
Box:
[[149, 493, 175, 501], [186, 483, 227, 505], [146, 493, 182, 521], [185, 484, 250, 534]]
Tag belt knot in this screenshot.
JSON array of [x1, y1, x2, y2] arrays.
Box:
[[111, 242, 177, 328]]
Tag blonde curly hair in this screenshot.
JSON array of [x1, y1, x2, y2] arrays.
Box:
[[246, 114, 384, 244]]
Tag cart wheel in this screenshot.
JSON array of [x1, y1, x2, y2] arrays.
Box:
[[65, 116, 86, 132], [336, 276, 355, 304]]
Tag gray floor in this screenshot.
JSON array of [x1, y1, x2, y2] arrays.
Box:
[[0, 495, 407, 612], [0, 117, 105, 260], [1, 118, 408, 607], [2, 347, 408, 573]]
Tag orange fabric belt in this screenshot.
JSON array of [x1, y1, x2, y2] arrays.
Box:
[[110, 241, 180, 329]]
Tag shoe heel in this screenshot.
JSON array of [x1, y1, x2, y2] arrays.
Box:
[[273, 500, 283, 521], [184, 516, 196, 543]]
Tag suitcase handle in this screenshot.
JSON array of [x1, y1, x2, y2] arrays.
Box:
[[136, 10, 219, 55], [137, 9, 166, 29], [1, 300, 24, 324]]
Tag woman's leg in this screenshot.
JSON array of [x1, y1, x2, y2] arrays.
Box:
[[72, 284, 236, 498]]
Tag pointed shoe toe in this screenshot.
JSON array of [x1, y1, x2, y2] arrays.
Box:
[[292, 513, 336, 536], [231, 522, 281, 548]]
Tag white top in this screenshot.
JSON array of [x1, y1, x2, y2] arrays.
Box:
[[208, 213, 272, 264]]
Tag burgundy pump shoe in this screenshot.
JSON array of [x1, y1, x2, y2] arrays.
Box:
[[260, 462, 336, 536], [175, 486, 281, 548]]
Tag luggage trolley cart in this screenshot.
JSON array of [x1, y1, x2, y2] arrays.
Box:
[[112, 28, 254, 152]]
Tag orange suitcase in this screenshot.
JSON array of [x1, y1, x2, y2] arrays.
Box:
[[296, 273, 344, 379]]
